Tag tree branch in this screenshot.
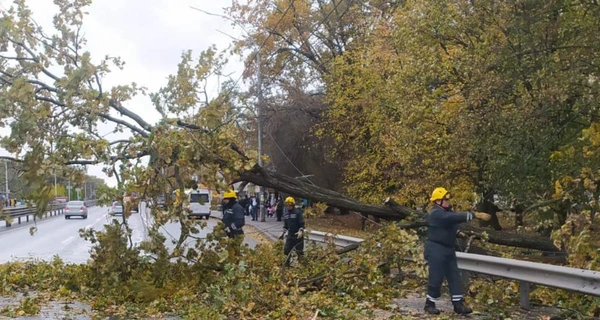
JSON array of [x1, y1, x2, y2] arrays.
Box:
[[108, 100, 153, 132], [64, 150, 151, 166], [237, 166, 412, 219], [523, 198, 563, 214], [97, 113, 149, 138], [6, 37, 61, 82]]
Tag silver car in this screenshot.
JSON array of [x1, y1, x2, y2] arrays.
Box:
[[65, 201, 88, 219], [110, 201, 124, 215]]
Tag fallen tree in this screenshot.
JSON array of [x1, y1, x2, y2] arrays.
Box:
[[236, 167, 561, 252], [237, 165, 417, 220]]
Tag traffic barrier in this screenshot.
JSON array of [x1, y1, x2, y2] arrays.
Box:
[[0, 200, 97, 227], [306, 230, 600, 309]]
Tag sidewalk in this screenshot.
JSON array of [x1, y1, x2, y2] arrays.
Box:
[[244, 214, 285, 242]]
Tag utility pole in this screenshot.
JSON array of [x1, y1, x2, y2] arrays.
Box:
[[54, 172, 57, 199], [4, 160, 9, 200], [257, 52, 266, 222]]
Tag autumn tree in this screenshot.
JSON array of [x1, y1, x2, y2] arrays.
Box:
[[226, 0, 399, 192], [318, 0, 599, 225]]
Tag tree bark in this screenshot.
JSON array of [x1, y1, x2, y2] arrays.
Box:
[[477, 193, 502, 230], [514, 203, 525, 228], [236, 167, 560, 252], [237, 167, 417, 219], [458, 224, 561, 252]]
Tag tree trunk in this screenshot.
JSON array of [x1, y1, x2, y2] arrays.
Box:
[[238, 167, 416, 219], [237, 167, 560, 252], [514, 204, 525, 228], [477, 193, 502, 230], [458, 224, 560, 252]]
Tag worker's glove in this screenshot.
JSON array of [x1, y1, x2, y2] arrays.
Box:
[[457, 231, 466, 238], [474, 211, 492, 221], [230, 223, 238, 230], [224, 227, 231, 234], [296, 228, 304, 239], [279, 229, 287, 240]]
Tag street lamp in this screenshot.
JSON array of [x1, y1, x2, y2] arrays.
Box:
[[54, 172, 57, 199]]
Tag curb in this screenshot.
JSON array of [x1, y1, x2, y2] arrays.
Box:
[[249, 224, 279, 242]]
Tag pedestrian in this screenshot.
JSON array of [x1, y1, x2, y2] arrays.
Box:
[[282, 197, 305, 266], [250, 195, 258, 221], [240, 195, 249, 216], [275, 197, 283, 222], [221, 190, 245, 238], [424, 187, 491, 315]]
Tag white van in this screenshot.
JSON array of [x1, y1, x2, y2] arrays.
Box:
[[187, 188, 211, 219]]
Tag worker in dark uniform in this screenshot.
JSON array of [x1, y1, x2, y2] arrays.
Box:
[[424, 187, 491, 315], [282, 196, 304, 265], [222, 190, 245, 238]]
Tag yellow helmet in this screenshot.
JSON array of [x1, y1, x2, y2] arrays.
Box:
[[284, 196, 296, 205], [223, 190, 237, 199], [430, 187, 450, 202]]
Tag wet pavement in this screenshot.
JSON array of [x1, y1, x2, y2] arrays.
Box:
[[0, 203, 258, 264]]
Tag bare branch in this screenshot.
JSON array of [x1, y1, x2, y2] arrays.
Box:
[[35, 95, 65, 106], [110, 139, 134, 146], [0, 55, 36, 62], [65, 150, 151, 166], [97, 113, 149, 138], [108, 100, 153, 132]]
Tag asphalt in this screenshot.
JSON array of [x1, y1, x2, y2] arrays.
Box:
[[0, 203, 258, 264]]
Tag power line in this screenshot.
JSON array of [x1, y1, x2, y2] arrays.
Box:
[[190, 2, 294, 111]]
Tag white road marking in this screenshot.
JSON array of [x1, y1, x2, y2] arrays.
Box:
[[61, 236, 75, 245]]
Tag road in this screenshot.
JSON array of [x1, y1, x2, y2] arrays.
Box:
[[0, 204, 257, 264]]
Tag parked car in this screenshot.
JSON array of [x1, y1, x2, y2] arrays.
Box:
[[110, 201, 124, 215], [64, 201, 88, 219]]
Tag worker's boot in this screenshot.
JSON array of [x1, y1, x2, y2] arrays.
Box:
[[424, 298, 440, 315], [453, 299, 473, 315]]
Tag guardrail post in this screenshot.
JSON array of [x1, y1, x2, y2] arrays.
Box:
[[519, 281, 530, 309], [26, 215, 29, 222], [18, 216, 21, 224], [6, 220, 10, 227], [460, 270, 471, 293]]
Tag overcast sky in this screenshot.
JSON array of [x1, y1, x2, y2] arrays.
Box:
[[0, 0, 245, 187]]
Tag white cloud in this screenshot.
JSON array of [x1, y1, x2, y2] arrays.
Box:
[[0, 0, 246, 188]]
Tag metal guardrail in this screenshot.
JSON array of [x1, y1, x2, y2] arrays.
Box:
[[1, 200, 97, 227], [306, 230, 600, 309], [307, 230, 365, 247]]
